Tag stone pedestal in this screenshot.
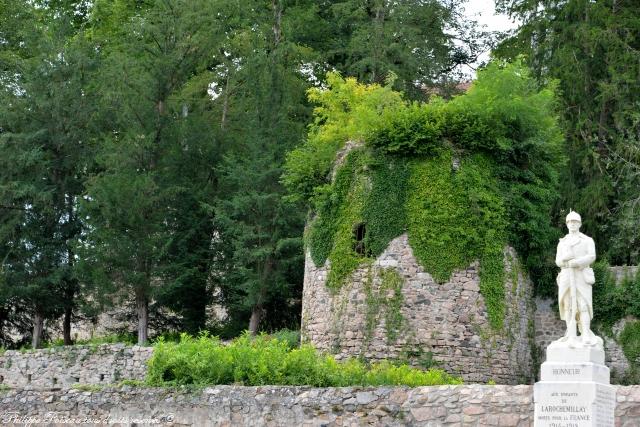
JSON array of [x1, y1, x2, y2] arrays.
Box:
[[534, 346, 615, 426]]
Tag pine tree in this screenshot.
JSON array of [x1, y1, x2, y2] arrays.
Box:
[[308, 0, 491, 99], [495, 0, 640, 264], [213, 0, 310, 335], [79, 0, 224, 344], [0, 1, 98, 346]]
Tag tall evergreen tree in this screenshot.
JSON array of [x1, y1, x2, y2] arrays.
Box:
[[495, 0, 640, 264], [79, 0, 224, 344], [0, 1, 99, 347], [213, 0, 310, 335], [301, 0, 491, 99]]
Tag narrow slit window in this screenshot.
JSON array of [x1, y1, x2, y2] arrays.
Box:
[[353, 223, 368, 256]]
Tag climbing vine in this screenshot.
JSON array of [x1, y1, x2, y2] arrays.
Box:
[[307, 150, 371, 289], [619, 321, 640, 367], [362, 267, 406, 352], [286, 61, 565, 330]]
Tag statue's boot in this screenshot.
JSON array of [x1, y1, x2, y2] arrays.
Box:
[[579, 316, 598, 346]]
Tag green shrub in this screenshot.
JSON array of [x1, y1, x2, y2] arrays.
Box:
[[270, 329, 301, 349], [370, 102, 445, 155], [283, 73, 405, 204], [619, 321, 640, 365], [146, 332, 462, 387], [592, 260, 625, 331]]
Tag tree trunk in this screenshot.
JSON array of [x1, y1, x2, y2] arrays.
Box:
[[272, 0, 282, 45], [248, 305, 263, 336], [63, 193, 77, 346], [63, 306, 73, 345], [221, 72, 230, 129], [248, 259, 273, 335], [32, 310, 44, 349], [136, 293, 148, 345]]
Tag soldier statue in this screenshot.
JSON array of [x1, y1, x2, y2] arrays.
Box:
[[552, 211, 603, 349]]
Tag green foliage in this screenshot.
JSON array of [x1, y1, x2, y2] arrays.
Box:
[[307, 149, 409, 291], [306, 149, 368, 289], [269, 329, 301, 349], [363, 156, 410, 256], [0, 0, 102, 346], [288, 62, 563, 324], [496, 0, 640, 265], [407, 152, 507, 329], [283, 73, 405, 204], [619, 322, 640, 366], [315, 0, 490, 100], [370, 102, 445, 155], [589, 262, 640, 382], [592, 262, 640, 329], [398, 347, 437, 370], [210, 0, 317, 334], [592, 261, 625, 332], [146, 332, 462, 387], [77, 0, 226, 343], [590, 262, 640, 382], [379, 268, 405, 342]]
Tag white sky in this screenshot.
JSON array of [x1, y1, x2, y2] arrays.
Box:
[[461, 0, 520, 77], [464, 0, 518, 33]]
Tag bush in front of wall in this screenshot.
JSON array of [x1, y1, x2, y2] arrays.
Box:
[[146, 332, 462, 387]]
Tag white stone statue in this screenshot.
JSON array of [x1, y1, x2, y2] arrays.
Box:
[[550, 211, 603, 349]]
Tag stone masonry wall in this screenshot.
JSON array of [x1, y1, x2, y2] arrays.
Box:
[[534, 266, 639, 382], [301, 234, 535, 384], [0, 344, 152, 390], [1, 384, 640, 426]]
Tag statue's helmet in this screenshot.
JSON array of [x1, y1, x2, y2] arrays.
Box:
[[566, 210, 582, 223]]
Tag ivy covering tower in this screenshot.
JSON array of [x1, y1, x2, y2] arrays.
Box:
[[284, 62, 564, 382]]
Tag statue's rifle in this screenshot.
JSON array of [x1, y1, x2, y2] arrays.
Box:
[[569, 259, 577, 322]]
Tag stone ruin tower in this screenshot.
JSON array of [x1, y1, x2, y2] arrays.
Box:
[[300, 143, 536, 385]]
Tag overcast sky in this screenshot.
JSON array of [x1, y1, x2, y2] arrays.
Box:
[[461, 0, 520, 77], [464, 1, 518, 33]]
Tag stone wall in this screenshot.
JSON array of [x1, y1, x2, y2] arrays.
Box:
[[302, 234, 535, 384], [0, 344, 152, 390], [0, 384, 639, 426], [610, 266, 639, 284]]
